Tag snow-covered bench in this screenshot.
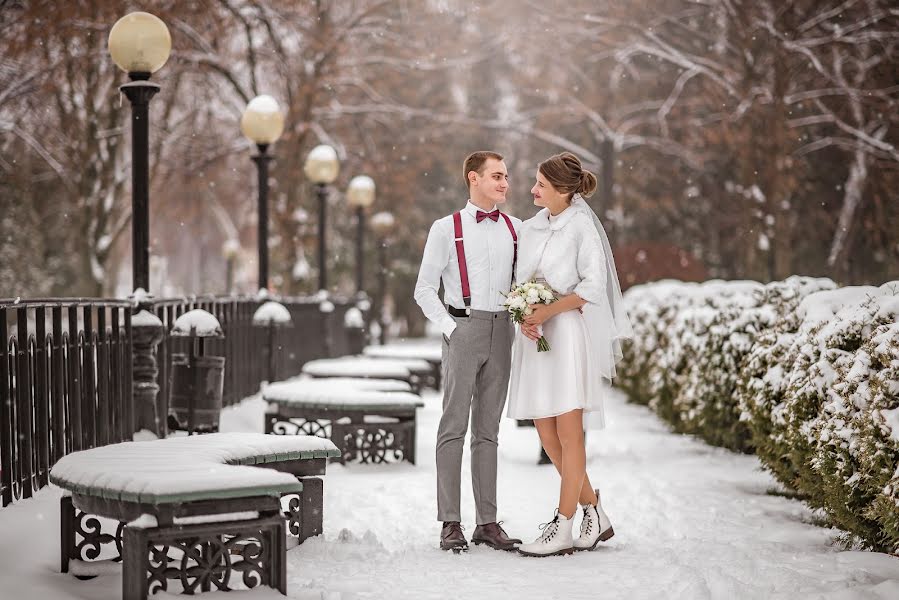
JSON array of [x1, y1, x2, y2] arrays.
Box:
[[264, 378, 424, 464], [301, 356, 434, 393], [362, 343, 443, 389], [362, 343, 442, 362], [50, 432, 340, 599]]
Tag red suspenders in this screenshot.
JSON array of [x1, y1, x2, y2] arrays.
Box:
[[452, 212, 472, 311], [452, 211, 518, 315], [500, 213, 519, 281]]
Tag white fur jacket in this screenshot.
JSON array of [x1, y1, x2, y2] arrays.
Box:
[[515, 203, 608, 305]]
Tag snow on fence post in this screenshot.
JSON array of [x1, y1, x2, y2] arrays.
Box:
[[253, 301, 292, 384]]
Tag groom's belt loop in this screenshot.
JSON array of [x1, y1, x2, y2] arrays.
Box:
[[452, 210, 517, 316]]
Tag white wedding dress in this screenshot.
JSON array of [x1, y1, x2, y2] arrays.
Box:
[[506, 196, 632, 428]]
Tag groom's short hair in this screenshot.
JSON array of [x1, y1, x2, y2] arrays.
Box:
[[463, 151, 504, 189]]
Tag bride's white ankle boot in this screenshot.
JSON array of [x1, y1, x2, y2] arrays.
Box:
[[574, 488, 614, 551], [518, 510, 574, 557]]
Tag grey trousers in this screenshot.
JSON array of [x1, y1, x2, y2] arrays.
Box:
[[436, 309, 513, 524]]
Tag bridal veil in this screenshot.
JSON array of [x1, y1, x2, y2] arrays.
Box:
[[571, 194, 634, 381]]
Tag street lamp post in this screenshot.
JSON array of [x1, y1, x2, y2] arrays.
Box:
[[346, 175, 376, 295], [108, 11, 171, 437], [370, 211, 395, 345], [303, 145, 339, 293], [241, 95, 285, 292], [108, 11, 171, 293]]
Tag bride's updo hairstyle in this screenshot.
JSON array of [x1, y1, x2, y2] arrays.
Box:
[[538, 152, 598, 200]]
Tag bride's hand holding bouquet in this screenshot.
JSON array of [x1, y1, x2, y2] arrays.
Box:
[[503, 281, 557, 352]]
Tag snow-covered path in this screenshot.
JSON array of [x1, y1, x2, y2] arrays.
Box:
[[264, 387, 899, 600], [1, 384, 897, 599]]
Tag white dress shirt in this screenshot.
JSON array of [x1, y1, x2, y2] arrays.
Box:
[[414, 201, 522, 338]]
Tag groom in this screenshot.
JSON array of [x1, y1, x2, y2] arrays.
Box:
[[414, 151, 523, 552]]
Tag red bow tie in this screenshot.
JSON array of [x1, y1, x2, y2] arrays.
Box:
[[476, 209, 500, 223]]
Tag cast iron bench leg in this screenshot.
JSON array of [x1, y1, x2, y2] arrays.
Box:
[[283, 477, 324, 543], [60, 497, 125, 579], [122, 525, 150, 600], [298, 477, 324, 541], [122, 515, 287, 599], [60, 495, 75, 574], [330, 421, 351, 464], [273, 516, 287, 594]]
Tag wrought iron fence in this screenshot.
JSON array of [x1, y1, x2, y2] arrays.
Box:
[[1, 299, 133, 507], [0, 294, 361, 509]]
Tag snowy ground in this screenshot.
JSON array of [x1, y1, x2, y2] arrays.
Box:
[[1, 377, 898, 599]]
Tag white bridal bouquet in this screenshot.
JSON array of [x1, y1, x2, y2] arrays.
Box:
[[503, 281, 557, 352]]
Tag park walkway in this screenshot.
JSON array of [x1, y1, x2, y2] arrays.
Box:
[[0, 371, 897, 599], [229, 382, 899, 600]]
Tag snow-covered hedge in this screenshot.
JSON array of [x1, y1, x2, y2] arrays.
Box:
[[620, 277, 835, 451], [619, 277, 899, 552]]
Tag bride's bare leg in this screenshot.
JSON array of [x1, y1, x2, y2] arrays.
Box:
[[534, 417, 598, 506], [556, 409, 588, 518], [533, 417, 561, 463]]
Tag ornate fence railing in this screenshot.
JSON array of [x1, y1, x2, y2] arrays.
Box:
[[1, 299, 133, 507], [1, 294, 362, 509], [150, 295, 353, 413]]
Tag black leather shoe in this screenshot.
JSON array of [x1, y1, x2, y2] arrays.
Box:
[[472, 521, 521, 551], [440, 521, 469, 553]]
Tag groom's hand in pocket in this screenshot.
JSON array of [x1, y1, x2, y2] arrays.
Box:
[[520, 323, 541, 341]]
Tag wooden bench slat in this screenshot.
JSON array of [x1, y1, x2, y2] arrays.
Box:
[[52, 472, 303, 504], [231, 447, 341, 466], [268, 399, 424, 412], [136, 482, 302, 505], [119, 490, 142, 503]]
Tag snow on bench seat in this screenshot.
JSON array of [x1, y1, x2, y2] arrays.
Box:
[[267, 376, 412, 394], [263, 379, 423, 412], [363, 343, 442, 363], [301, 356, 431, 379], [50, 432, 340, 505]]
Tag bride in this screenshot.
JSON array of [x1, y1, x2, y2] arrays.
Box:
[[507, 152, 633, 557]]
